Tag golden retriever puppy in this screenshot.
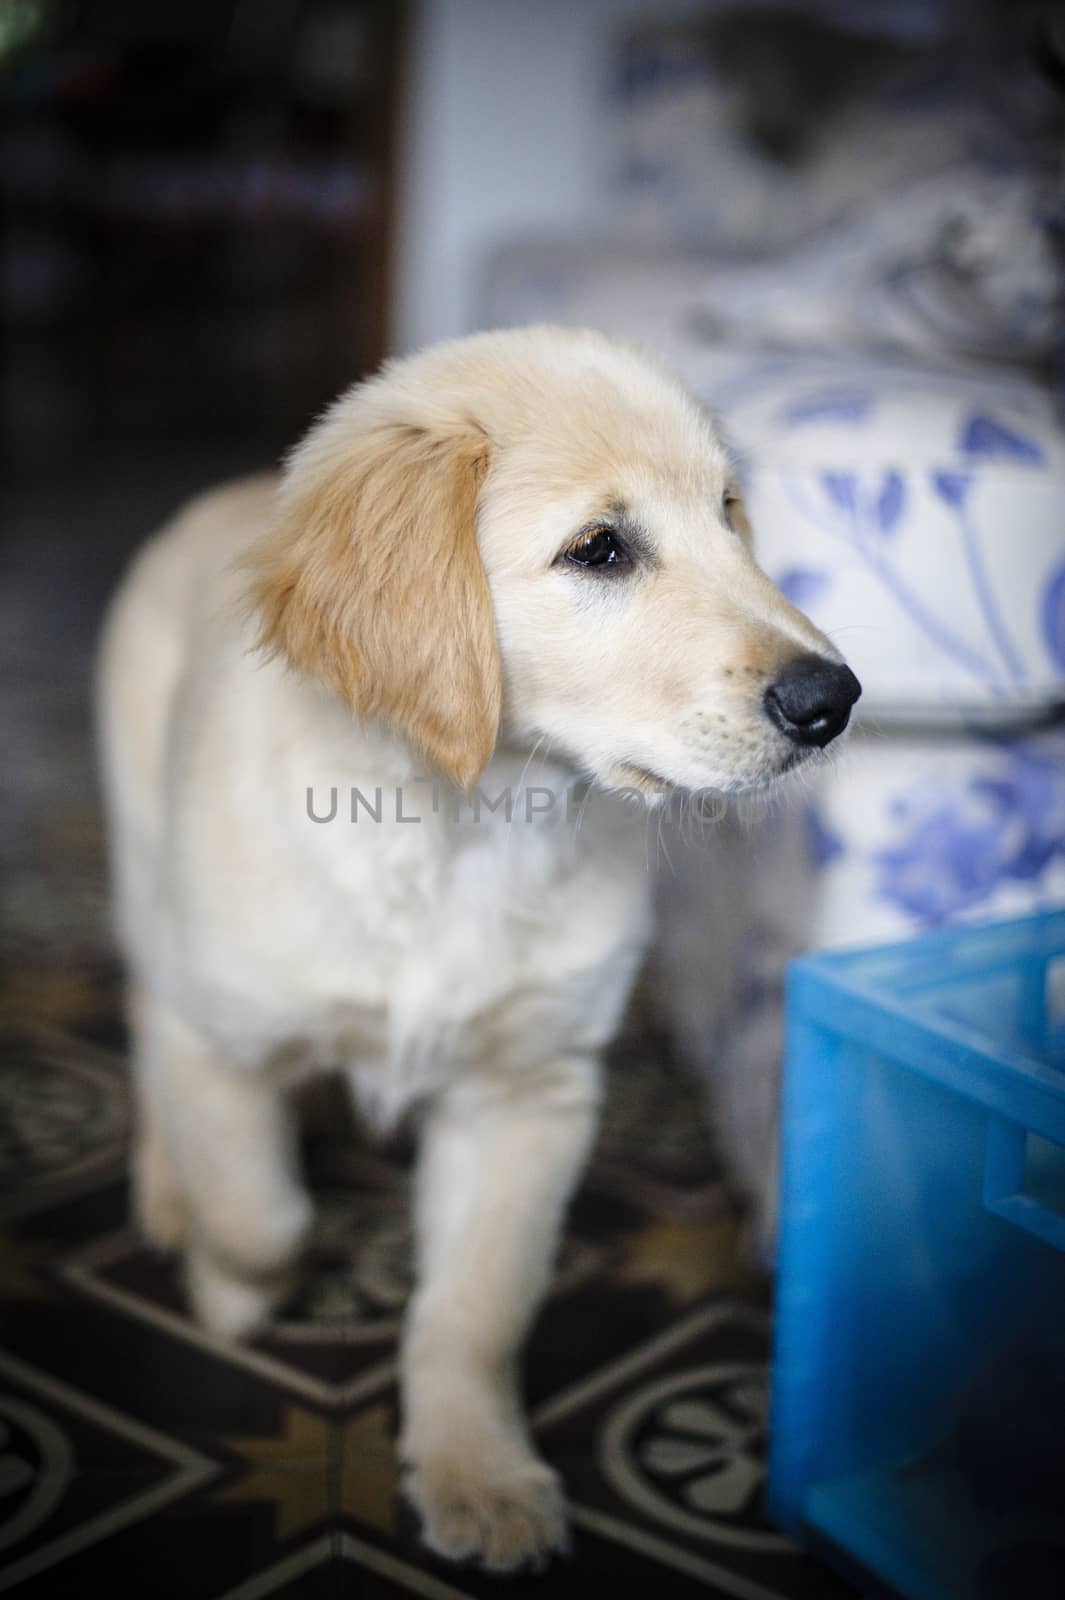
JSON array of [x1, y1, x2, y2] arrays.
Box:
[[96, 326, 859, 1572]]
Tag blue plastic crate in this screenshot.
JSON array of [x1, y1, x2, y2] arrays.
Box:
[[768, 909, 1065, 1600]]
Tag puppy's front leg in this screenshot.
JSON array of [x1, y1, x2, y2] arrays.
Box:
[[400, 1055, 601, 1572]]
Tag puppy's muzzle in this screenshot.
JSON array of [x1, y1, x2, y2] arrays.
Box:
[[764, 657, 862, 749]]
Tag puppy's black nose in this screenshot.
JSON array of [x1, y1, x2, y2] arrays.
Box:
[[764, 657, 861, 749]]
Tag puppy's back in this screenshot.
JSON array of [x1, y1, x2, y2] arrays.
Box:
[[95, 473, 278, 960]]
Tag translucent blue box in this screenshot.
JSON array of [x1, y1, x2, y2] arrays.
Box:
[[768, 910, 1065, 1600]]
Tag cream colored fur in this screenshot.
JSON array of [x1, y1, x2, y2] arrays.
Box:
[[96, 325, 840, 1572]]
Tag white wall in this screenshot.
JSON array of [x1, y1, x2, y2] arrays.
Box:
[[391, 0, 707, 354]]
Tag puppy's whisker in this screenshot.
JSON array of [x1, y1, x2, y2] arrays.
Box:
[[655, 802, 677, 878]]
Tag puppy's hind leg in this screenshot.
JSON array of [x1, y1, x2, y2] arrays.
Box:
[[127, 980, 188, 1252], [133, 990, 313, 1341]]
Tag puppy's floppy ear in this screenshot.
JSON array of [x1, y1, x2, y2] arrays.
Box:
[[248, 407, 501, 791]]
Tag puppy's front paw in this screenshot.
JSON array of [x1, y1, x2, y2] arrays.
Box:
[[403, 1448, 568, 1573]]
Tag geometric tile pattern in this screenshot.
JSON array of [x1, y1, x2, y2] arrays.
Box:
[[0, 963, 856, 1598]]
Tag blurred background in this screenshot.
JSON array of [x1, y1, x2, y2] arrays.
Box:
[[4, 0, 1065, 957], [3, 0, 400, 963], [1, 3, 1064, 1595], [3, 0, 1063, 968]]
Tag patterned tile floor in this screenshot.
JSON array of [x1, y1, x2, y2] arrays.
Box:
[[1, 460, 859, 1598], [0, 963, 862, 1600]]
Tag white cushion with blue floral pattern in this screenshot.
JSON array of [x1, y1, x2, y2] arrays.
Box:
[[696, 352, 1065, 722]]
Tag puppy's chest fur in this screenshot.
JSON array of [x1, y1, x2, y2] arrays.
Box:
[[174, 772, 652, 1123]]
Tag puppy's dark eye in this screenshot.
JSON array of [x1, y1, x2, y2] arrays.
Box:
[[723, 489, 749, 537], [562, 527, 629, 570]]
